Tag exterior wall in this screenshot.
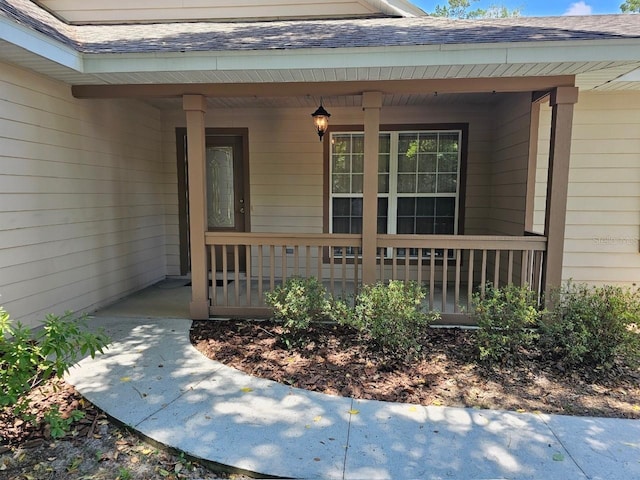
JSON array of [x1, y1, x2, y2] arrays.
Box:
[[535, 90, 640, 286], [487, 93, 532, 236], [37, 0, 379, 23], [162, 102, 495, 274], [0, 61, 166, 326]]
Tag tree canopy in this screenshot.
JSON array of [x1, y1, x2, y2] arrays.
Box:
[[620, 0, 640, 13], [429, 0, 521, 19]]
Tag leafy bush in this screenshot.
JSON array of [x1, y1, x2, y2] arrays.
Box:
[[540, 282, 640, 370], [0, 307, 109, 437], [265, 277, 333, 348], [345, 280, 437, 355], [472, 284, 541, 364]]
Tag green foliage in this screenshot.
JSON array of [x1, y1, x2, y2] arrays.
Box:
[[472, 284, 541, 364], [620, 0, 640, 13], [345, 281, 438, 355], [540, 282, 640, 370], [265, 277, 333, 348], [0, 307, 109, 433], [44, 405, 85, 439], [430, 0, 521, 18], [117, 467, 133, 480]]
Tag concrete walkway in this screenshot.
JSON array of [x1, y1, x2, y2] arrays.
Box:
[[66, 316, 640, 480]]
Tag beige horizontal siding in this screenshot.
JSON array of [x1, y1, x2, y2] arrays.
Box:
[[487, 93, 532, 236], [162, 102, 496, 263], [534, 91, 640, 287], [0, 61, 166, 326]]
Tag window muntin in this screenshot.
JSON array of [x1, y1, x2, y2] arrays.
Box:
[[329, 130, 462, 241]]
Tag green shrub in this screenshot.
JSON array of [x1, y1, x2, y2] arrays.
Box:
[[345, 280, 437, 355], [0, 307, 109, 437], [472, 284, 541, 364], [265, 277, 332, 348], [540, 282, 640, 370]]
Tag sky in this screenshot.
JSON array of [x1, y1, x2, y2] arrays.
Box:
[[412, 1, 628, 16]]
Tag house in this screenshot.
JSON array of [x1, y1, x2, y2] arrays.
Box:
[[1, 0, 639, 326]]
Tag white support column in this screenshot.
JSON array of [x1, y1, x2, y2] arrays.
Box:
[[183, 94, 209, 319], [362, 91, 382, 285], [542, 86, 579, 296]]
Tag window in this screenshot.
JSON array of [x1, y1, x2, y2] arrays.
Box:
[[329, 128, 464, 244]]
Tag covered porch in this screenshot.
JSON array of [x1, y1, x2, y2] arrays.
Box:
[[76, 78, 577, 323], [175, 81, 574, 322]]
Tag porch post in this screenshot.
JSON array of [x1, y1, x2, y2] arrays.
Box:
[[183, 94, 209, 319], [542, 86, 579, 296], [362, 91, 382, 284]]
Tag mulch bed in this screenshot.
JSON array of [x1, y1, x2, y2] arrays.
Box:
[[190, 319, 640, 419]]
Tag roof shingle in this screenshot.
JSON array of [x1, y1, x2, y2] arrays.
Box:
[[2, 0, 640, 55]]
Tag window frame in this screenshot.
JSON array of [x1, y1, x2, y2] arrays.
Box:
[[323, 123, 468, 239]]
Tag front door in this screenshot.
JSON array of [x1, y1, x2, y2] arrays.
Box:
[[176, 128, 249, 276], [206, 134, 247, 273]]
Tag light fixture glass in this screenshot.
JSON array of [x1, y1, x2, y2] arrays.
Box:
[[311, 100, 331, 141]]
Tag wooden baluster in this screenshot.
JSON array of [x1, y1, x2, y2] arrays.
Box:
[[234, 245, 240, 306], [493, 249, 500, 288], [329, 247, 335, 296], [481, 249, 487, 298], [306, 245, 311, 278], [429, 248, 435, 310], [442, 249, 448, 312], [294, 245, 299, 276], [467, 249, 475, 311], [417, 248, 423, 285], [521, 250, 528, 287], [258, 245, 264, 306], [392, 248, 398, 281], [507, 250, 514, 285], [281, 245, 287, 285], [222, 245, 228, 306], [245, 246, 251, 306], [341, 247, 347, 297], [454, 249, 461, 313], [211, 245, 217, 306], [269, 245, 275, 291]]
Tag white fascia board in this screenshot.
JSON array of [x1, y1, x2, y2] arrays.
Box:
[[614, 67, 640, 81], [367, 0, 426, 17], [0, 16, 82, 71], [82, 39, 640, 75], [82, 45, 508, 74]]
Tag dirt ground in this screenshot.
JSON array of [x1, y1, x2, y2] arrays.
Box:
[[2, 320, 638, 479], [0, 379, 249, 479], [191, 320, 640, 419]]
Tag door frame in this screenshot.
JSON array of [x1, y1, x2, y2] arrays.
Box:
[[176, 127, 251, 276]]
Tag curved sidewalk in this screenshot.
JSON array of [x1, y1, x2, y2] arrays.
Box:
[[66, 317, 640, 480]]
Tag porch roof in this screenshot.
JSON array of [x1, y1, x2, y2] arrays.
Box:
[[1, 0, 640, 92]]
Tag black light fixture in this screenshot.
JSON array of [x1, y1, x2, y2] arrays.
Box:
[[311, 99, 331, 141]]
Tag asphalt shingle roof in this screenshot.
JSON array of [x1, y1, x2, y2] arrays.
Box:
[[2, 0, 640, 55]]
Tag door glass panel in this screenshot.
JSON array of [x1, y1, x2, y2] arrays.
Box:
[[206, 146, 235, 229]]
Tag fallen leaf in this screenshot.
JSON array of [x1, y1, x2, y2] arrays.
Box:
[[313, 457, 321, 462], [553, 452, 565, 461], [119, 377, 132, 383], [408, 406, 418, 412], [241, 387, 253, 393], [516, 409, 526, 413], [348, 409, 359, 415], [633, 405, 640, 411], [313, 416, 322, 422]]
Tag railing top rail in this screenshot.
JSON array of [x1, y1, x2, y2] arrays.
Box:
[[377, 234, 547, 250], [204, 232, 546, 251], [205, 232, 362, 247]]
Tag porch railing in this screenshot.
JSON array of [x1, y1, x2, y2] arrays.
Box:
[[204, 232, 546, 320]]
